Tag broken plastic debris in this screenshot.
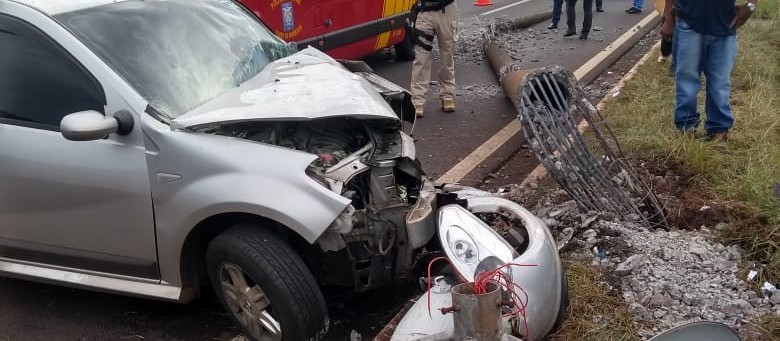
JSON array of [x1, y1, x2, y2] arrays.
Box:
[[557, 228, 574, 251], [747, 270, 758, 281], [612, 91, 620, 97], [761, 281, 776, 293], [699, 205, 711, 211]]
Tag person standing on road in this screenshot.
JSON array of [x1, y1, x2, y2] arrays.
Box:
[[549, 0, 565, 29], [411, 0, 459, 118], [564, 0, 594, 40], [661, 0, 758, 141], [627, 0, 644, 13]]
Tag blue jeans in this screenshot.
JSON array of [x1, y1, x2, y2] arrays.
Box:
[[552, 0, 564, 24], [596, 0, 602, 9], [633, 0, 643, 9], [674, 19, 737, 134]]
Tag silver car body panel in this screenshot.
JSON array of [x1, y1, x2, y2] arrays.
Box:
[[0, 258, 193, 301], [0, 1, 159, 277], [391, 195, 563, 341], [172, 48, 399, 129], [143, 113, 352, 286], [1, 1, 353, 292]]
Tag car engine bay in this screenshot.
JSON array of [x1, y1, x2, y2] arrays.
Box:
[[203, 118, 428, 289]]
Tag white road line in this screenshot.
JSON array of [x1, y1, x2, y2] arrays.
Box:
[[436, 11, 660, 184], [479, 0, 532, 16]]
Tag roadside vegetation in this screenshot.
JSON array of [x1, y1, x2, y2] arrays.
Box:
[[602, 0, 779, 283], [594, 1, 779, 339], [552, 2, 779, 340], [549, 260, 639, 341]]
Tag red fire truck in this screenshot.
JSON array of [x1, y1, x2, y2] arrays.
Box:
[[239, 0, 417, 60]]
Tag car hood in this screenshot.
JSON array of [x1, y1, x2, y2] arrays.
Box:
[[172, 48, 399, 129]]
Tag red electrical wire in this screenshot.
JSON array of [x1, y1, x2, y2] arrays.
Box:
[[425, 256, 470, 317], [424, 258, 539, 339]]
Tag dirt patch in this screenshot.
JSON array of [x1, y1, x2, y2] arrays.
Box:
[[631, 158, 758, 231]]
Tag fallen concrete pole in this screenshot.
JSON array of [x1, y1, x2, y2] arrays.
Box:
[[483, 35, 669, 229], [510, 11, 553, 29]]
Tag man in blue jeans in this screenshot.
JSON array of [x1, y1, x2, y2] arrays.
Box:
[[549, 0, 565, 29], [661, 0, 758, 141], [627, 0, 644, 13]]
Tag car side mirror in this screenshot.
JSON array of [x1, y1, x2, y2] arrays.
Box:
[[60, 110, 134, 141]]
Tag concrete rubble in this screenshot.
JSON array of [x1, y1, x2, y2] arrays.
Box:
[[505, 184, 779, 339]]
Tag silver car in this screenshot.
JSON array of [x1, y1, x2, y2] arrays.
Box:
[[0, 1, 566, 340]]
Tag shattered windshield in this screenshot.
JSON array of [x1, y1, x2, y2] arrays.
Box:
[[57, 0, 295, 119]]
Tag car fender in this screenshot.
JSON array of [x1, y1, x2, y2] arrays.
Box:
[[143, 123, 350, 287]]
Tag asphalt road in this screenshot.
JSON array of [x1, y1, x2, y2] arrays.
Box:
[[0, 1, 657, 340], [370, 0, 655, 187]]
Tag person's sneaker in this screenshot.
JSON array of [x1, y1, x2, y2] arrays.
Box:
[[596, 7, 604, 12], [626, 7, 641, 14], [415, 108, 424, 118], [564, 29, 576, 37], [701, 132, 728, 142], [701, 132, 729, 151], [441, 98, 456, 112], [548, 22, 558, 30], [579, 33, 588, 40]]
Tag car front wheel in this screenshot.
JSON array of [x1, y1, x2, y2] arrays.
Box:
[[206, 224, 329, 341]]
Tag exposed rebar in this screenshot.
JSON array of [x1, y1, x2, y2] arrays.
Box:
[[484, 41, 669, 229]]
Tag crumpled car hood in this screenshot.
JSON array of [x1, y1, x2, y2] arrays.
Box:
[[172, 48, 399, 129]]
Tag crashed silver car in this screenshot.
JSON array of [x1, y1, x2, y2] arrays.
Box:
[[0, 0, 565, 340]]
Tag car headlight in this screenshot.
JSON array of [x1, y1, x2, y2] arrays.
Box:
[[438, 204, 516, 281]]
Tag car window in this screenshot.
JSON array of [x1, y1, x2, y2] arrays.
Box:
[[0, 14, 105, 130], [56, 0, 294, 120]]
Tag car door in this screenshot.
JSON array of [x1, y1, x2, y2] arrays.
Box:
[[0, 11, 159, 280]]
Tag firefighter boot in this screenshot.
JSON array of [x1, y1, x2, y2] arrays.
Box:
[[442, 98, 456, 112]]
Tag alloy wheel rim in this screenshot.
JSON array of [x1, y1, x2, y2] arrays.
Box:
[[218, 262, 282, 341]]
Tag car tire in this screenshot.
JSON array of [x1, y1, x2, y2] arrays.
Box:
[[551, 265, 570, 333], [394, 26, 415, 61], [206, 224, 328, 341]]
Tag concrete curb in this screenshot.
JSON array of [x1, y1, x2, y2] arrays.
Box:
[[575, 12, 662, 87]]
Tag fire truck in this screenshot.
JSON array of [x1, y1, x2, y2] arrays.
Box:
[[239, 0, 417, 60]]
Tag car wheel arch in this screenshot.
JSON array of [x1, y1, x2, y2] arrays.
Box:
[[177, 212, 313, 296]]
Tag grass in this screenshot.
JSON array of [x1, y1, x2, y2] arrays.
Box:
[[600, 0, 780, 283], [548, 259, 639, 341]]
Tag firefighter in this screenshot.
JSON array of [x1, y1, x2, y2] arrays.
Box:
[[410, 0, 458, 118]]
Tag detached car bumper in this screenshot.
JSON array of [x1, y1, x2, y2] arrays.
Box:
[[391, 188, 564, 341]]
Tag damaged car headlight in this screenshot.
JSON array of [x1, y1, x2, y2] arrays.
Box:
[[437, 204, 516, 281]]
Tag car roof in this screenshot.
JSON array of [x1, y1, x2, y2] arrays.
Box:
[[10, 0, 133, 15]]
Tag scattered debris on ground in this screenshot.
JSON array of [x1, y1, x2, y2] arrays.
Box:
[[504, 170, 779, 339]]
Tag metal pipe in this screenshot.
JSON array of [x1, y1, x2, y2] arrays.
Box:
[[451, 282, 503, 341], [511, 11, 554, 29]]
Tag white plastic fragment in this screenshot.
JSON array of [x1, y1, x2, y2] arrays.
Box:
[[747, 270, 758, 281]]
